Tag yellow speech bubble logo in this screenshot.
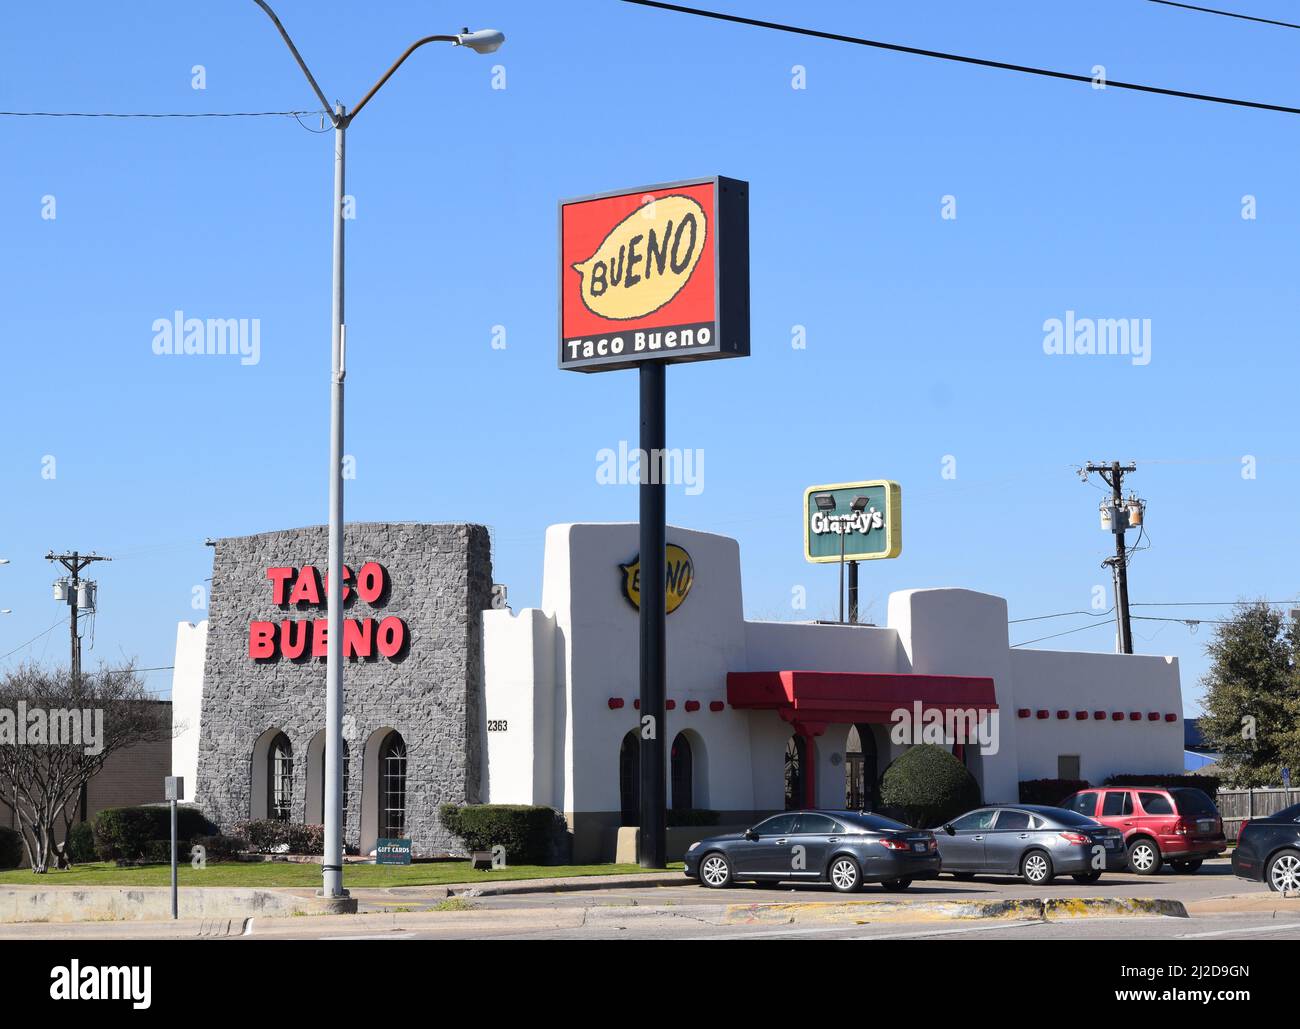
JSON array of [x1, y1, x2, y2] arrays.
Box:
[[620, 544, 694, 614], [572, 195, 707, 321]]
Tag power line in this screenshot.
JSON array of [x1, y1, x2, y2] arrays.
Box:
[[1012, 620, 1115, 647], [0, 109, 323, 119], [620, 0, 1300, 116], [0, 616, 68, 662], [1147, 0, 1300, 31], [1009, 607, 1115, 624]]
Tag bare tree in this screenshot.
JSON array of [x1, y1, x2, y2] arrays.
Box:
[[0, 663, 172, 873]]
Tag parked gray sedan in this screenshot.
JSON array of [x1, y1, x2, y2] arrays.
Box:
[[934, 804, 1127, 884]]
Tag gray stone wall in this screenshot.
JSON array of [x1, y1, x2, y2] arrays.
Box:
[[195, 523, 492, 855]]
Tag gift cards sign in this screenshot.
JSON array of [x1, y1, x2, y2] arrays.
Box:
[[558, 177, 749, 372]]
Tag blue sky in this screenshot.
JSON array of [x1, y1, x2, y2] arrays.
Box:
[[2, 0, 1296, 713]]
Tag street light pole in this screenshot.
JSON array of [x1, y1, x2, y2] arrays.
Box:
[[323, 102, 347, 899], [251, 2, 504, 901]]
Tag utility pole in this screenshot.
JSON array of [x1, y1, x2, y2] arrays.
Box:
[[1081, 463, 1143, 655], [45, 551, 110, 683]]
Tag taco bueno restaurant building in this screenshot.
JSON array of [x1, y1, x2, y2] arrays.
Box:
[[170, 521, 1185, 862]]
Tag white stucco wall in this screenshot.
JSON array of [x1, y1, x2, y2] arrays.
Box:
[[169, 620, 208, 801], [481, 607, 557, 805], [1009, 648, 1183, 782]]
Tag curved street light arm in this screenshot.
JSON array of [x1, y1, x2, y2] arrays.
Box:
[[349, 35, 460, 121], [252, 0, 336, 123]]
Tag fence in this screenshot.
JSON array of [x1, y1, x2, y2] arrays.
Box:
[[1216, 788, 1300, 841]]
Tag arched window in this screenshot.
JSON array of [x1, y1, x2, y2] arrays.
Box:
[[670, 732, 693, 811], [845, 724, 878, 811], [378, 731, 407, 839], [268, 733, 293, 822], [619, 731, 639, 826], [784, 734, 806, 810], [312, 738, 350, 827]]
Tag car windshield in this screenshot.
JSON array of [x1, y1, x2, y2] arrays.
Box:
[[1171, 789, 1216, 816], [1044, 808, 1102, 828]]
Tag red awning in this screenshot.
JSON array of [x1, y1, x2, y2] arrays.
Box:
[[726, 670, 997, 734]]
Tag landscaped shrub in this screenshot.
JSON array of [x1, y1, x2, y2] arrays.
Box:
[[65, 821, 96, 864], [879, 745, 982, 828], [192, 834, 250, 862], [1019, 778, 1091, 806], [0, 826, 23, 869], [93, 805, 216, 862], [667, 809, 721, 828], [230, 820, 324, 855], [439, 804, 566, 864], [1104, 773, 1221, 796]]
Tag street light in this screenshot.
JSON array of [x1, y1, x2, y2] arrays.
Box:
[[253, 0, 504, 903]]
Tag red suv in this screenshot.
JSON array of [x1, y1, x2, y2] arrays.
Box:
[[1059, 787, 1227, 875]]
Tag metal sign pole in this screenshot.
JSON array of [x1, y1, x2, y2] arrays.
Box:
[[638, 362, 667, 869]]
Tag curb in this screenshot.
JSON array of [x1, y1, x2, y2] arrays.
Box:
[[721, 896, 1188, 926], [445, 874, 684, 898]]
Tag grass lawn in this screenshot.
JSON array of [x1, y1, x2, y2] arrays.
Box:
[[0, 860, 682, 889]]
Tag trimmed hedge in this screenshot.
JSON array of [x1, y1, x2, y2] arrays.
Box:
[[93, 806, 214, 863], [439, 804, 566, 864], [192, 834, 251, 862], [1104, 773, 1221, 796], [230, 820, 324, 855], [667, 808, 721, 828], [0, 826, 22, 870], [66, 821, 96, 864], [879, 745, 982, 828], [1019, 778, 1091, 806]]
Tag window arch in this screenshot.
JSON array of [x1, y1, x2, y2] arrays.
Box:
[[845, 724, 879, 812], [670, 732, 693, 811], [784, 734, 806, 810], [268, 732, 293, 822], [619, 730, 640, 826], [305, 731, 350, 827], [378, 731, 407, 839]]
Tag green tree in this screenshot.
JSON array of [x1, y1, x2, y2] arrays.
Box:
[[1197, 603, 1300, 788]]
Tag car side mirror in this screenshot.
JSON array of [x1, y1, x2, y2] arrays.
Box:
[[943, 824, 956, 836], [744, 828, 758, 840]]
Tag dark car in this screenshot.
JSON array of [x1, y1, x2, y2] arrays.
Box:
[[1232, 802, 1300, 892], [1060, 786, 1226, 874], [934, 804, 1127, 885], [683, 810, 941, 893]]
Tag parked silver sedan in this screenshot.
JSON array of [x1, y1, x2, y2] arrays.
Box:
[[934, 804, 1127, 884]]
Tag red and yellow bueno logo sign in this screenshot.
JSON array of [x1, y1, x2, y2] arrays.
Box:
[[560, 180, 721, 371], [248, 562, 408, 661]]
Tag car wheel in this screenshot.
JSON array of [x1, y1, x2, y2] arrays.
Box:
[[1072, 869, 1103, 884], [1170, 859, 1203, 875], [828, 855, 862, 893], [880, 878, 912, 892], [1127, 838, 1162, 875], [950, 871, 977, 881], [1266, 849, 1300, 893], [1021, 850, 1054, 885], [699, 852, 733, 889]]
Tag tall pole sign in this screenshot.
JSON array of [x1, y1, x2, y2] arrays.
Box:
[[560, 177, 749, 867]]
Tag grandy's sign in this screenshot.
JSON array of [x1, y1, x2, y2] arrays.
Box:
[[558, 177, 749, 372]]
